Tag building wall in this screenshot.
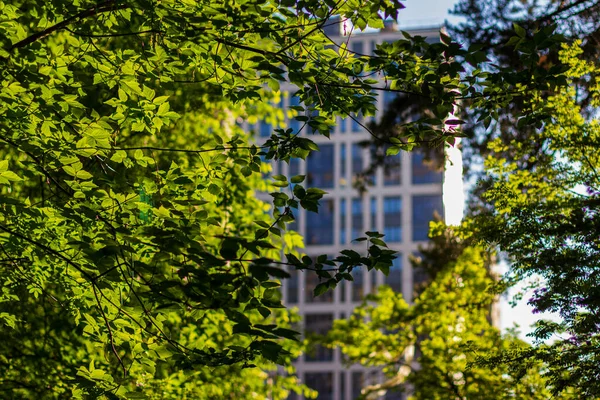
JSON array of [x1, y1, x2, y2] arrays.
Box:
[[255, 25, 446, 400]]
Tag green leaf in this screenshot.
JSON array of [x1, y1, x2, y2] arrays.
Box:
[[514, 23, 526, 38], [313, 282, 329, 297], [290, 175, 305, 183]]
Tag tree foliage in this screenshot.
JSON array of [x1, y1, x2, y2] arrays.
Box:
[[327, 225, 580, 399], [0, 0, 584, 397], [474, 41, 600, 396], [449, 0, 600, 203]]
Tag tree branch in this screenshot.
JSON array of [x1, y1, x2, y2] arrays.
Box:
[[9, 1, 131, 51]]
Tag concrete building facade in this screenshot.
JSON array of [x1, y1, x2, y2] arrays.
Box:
[[255, 22, 446, 400]]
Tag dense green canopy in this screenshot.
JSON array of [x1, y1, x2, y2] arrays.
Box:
[[0, 0, 586, 398]]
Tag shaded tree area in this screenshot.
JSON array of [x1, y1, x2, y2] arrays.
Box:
[[327, 224, 581, 399], [449, 0, 600, 212]]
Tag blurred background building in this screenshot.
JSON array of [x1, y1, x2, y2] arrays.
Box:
[[253, 19, 450, 400]]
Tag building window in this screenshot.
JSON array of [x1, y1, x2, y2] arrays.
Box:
[[260, 154, 271, 179], [370, 197, 377, 231], [259, 120, 271, 137], [306, 144, 334, 188], [340, 198, 347, 245], [287, 207, 299, 233], [352, 371, 365, 400], [351, 198, 363, 241], [371, 270, 378, 294], [351, 40, 364, 55], [412, 151, 442, 184], [289, 157, 301, 175], [351, 112, 363, 132], [338, 116, 347, 134], [382, 90, 398, 113], [352, 268, 363, 302], [384, 149, 401, 186], [305, 372, 334, 400], [306, 199, 334, 245], [339, 142, 347, 187], [351, 143, 363, 184], [412, 251, 429, 286], [304, 314, 334, 362], [340, 371, 346, 400], [412, 195, 443, 241], [385, 388, 405, 400], [289, 94, 302, 134], [385, 256, 402, 293], [383, 196, 402, 243], [305, 269, 334, 303], [287, 267, 299, 303]]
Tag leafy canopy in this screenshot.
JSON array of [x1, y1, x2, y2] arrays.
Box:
[[0, 0, 580, 398], [475, 41, 600, 396], [327, 225, 580, 399]]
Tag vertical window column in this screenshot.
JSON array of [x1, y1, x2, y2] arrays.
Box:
[[352, 268, 364, 302], [304, 314, 334, 362], [385, 256, 403, 293], [288, 94, 302, 135], [306, 199, 334, 245], [412, 194, 443, 241], [339, 142, 348, 188], [351, 143, 363, 186], [307, 144, 334, 188], [351, 198, 363, 241], [286, 267, 299, 303], [340, 198, 347, 245], [305, 372, 334, 400], [305, 268, 334, 304], [370, 196, 378, 232], [383, 196, 402, 243], [412, 151, 443, 184], [384, 146, 401, 186]]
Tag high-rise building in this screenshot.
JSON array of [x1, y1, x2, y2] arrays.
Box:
[[255, 21, 451, 400]]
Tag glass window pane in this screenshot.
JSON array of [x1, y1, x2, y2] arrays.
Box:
[[338, 116, 347, 134], [385, 388, 405, 400], [352, 144, 363, 185], [352, 371, 365, 400], [339, 143, 347, 187], [412, 151, 442, 184], [304, 314, 334, 362], [340, 198, 347, 245], [305, 269, 334, 303], [307, 144, 334, 188], [351, 41, 364, 54], [412, 195, 443, 241], [288, 207, 299, 233], [383, 91, 398, 113], [286, 267, 299, 303], [259, 120, 271, 137], [385, 256, 402, 293], [289, 94, 302, 134], [384, 147, 401, 186], [340, 372, 346, 400], [351, 112, 363, 132], [305, 372, 334, 400], [306, 199, 334, 245], [352, 268, 363, 302], [351, 198, 363, 240], [383, 196, 402, 243], [370, 197, 377, 231]]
